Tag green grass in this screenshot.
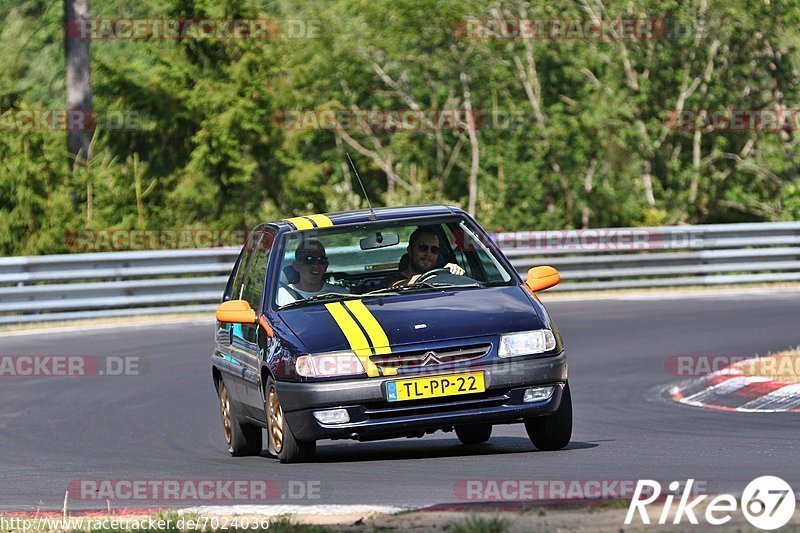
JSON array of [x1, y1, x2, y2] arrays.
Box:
[[264, 517, 332, 533], [446, 515, 509, 533]]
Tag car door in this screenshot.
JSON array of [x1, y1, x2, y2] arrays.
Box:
[[230, 229, 274, 418], [215, 244, 254, 410]]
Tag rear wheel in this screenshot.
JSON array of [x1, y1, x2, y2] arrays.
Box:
[[266, 377, 316, 463], [455, 424, 492, 445], [524, 382, 572, 451], [218, 377, 262, 456]]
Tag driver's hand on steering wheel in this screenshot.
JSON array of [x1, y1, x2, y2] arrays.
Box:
[[444, 262, 465, 276]]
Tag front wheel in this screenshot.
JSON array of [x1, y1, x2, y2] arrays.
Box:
[[266, 377, 316, 463], [218, 377, 262, 456], [524, 382, 572, 451]]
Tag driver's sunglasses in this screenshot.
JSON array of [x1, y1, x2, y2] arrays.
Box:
[[301, 254, 328, 265], [417, 243, 440, 254]]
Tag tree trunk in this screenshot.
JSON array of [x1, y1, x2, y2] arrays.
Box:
[[690, 128, 701, 204], [334, 133, 354, 209], [459, 68, 480, 216], [641, 159, 656, 207], [65, 0, 93, 168]]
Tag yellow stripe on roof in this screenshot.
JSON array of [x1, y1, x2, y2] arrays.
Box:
[[305, 214, 334, 228], [285, 216, 314, 230]]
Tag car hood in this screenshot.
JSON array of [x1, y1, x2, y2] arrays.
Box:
[[277, 285, 543, 354]]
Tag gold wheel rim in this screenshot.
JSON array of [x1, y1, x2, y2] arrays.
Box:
[[268, 385, 284, 453], [220, 381, 233, 446]]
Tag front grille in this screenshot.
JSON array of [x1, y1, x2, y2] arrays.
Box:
[[363, 390, 511, 419], [370, 343, 491, 369]]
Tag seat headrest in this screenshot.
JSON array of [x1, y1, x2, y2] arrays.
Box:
[[282, 264, 300, 284], [398, 253, 409, 272]]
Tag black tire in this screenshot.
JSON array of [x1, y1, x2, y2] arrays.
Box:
[[455, 424, 492, 445], [265, 377, 316, 463], [218, 377, 262, 456], [524, 382, 572, 451]]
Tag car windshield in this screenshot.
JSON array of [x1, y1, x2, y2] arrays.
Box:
[[273, 216, 516, 308]]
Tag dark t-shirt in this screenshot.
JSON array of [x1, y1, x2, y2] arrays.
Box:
[[378, 271, 408, 288]]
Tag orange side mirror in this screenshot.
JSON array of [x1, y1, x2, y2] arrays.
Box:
[[216, 300, 257, 324], [525, 266, 560, 292]]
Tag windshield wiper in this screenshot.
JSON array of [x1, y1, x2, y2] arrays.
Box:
[[427, 281, 484, 289], [363, 282, 439, 297], [280, 292, 359, 309], [363, 280, 484, 296]]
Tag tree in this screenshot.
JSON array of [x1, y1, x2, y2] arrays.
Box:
[[64, 0, 93, 169]]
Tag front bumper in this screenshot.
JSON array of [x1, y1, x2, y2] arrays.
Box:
[[278, 351, 567, 441]]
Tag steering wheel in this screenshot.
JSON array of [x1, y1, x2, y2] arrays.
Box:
[[413, 268, 451, 284]]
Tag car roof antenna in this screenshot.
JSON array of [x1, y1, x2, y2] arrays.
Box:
[[346, 152, 378, 221]]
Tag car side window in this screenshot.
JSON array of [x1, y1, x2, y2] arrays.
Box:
[[228, 249, 254, 301], [240, 230, 274, 312]]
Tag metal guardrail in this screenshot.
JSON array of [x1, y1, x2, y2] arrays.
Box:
[[1, 222, 799, 324], [0, 250, 238, 324]]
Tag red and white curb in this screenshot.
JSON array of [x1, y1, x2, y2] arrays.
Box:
[[669, 367, 800, 412]]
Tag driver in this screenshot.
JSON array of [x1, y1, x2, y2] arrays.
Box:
[[277, 238, 350, 305], [380, 226, 465, 287]]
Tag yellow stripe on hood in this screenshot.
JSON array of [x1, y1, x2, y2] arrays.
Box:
[[343, 300, 398, 376], [324, 302, 381, 378]]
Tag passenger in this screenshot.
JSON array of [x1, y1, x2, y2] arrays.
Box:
[[277, 239, 350, 305], [380, 226, 465, 287]]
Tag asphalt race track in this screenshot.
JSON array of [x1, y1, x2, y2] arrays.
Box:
[[1, 291, 799, 510]]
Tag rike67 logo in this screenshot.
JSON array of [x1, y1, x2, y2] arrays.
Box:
[[626, 477, 796, 530]]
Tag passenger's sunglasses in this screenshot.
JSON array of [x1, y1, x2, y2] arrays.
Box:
[[416, 243, 440, 254], [300, 255, 328, 265]]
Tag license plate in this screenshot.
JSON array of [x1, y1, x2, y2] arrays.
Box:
[[386, 372, 485, 402]]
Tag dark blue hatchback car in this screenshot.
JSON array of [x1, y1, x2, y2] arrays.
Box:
[[212, 205, 570, 462]]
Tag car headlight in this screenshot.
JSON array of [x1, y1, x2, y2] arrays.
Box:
[[498, 329, 556, 358], [296, 351, 366, 377]]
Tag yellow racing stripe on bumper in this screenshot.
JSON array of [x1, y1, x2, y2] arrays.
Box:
[[324, 302, 381, 378]]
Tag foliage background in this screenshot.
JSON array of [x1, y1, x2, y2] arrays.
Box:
[[1, 0, 799, 255]]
